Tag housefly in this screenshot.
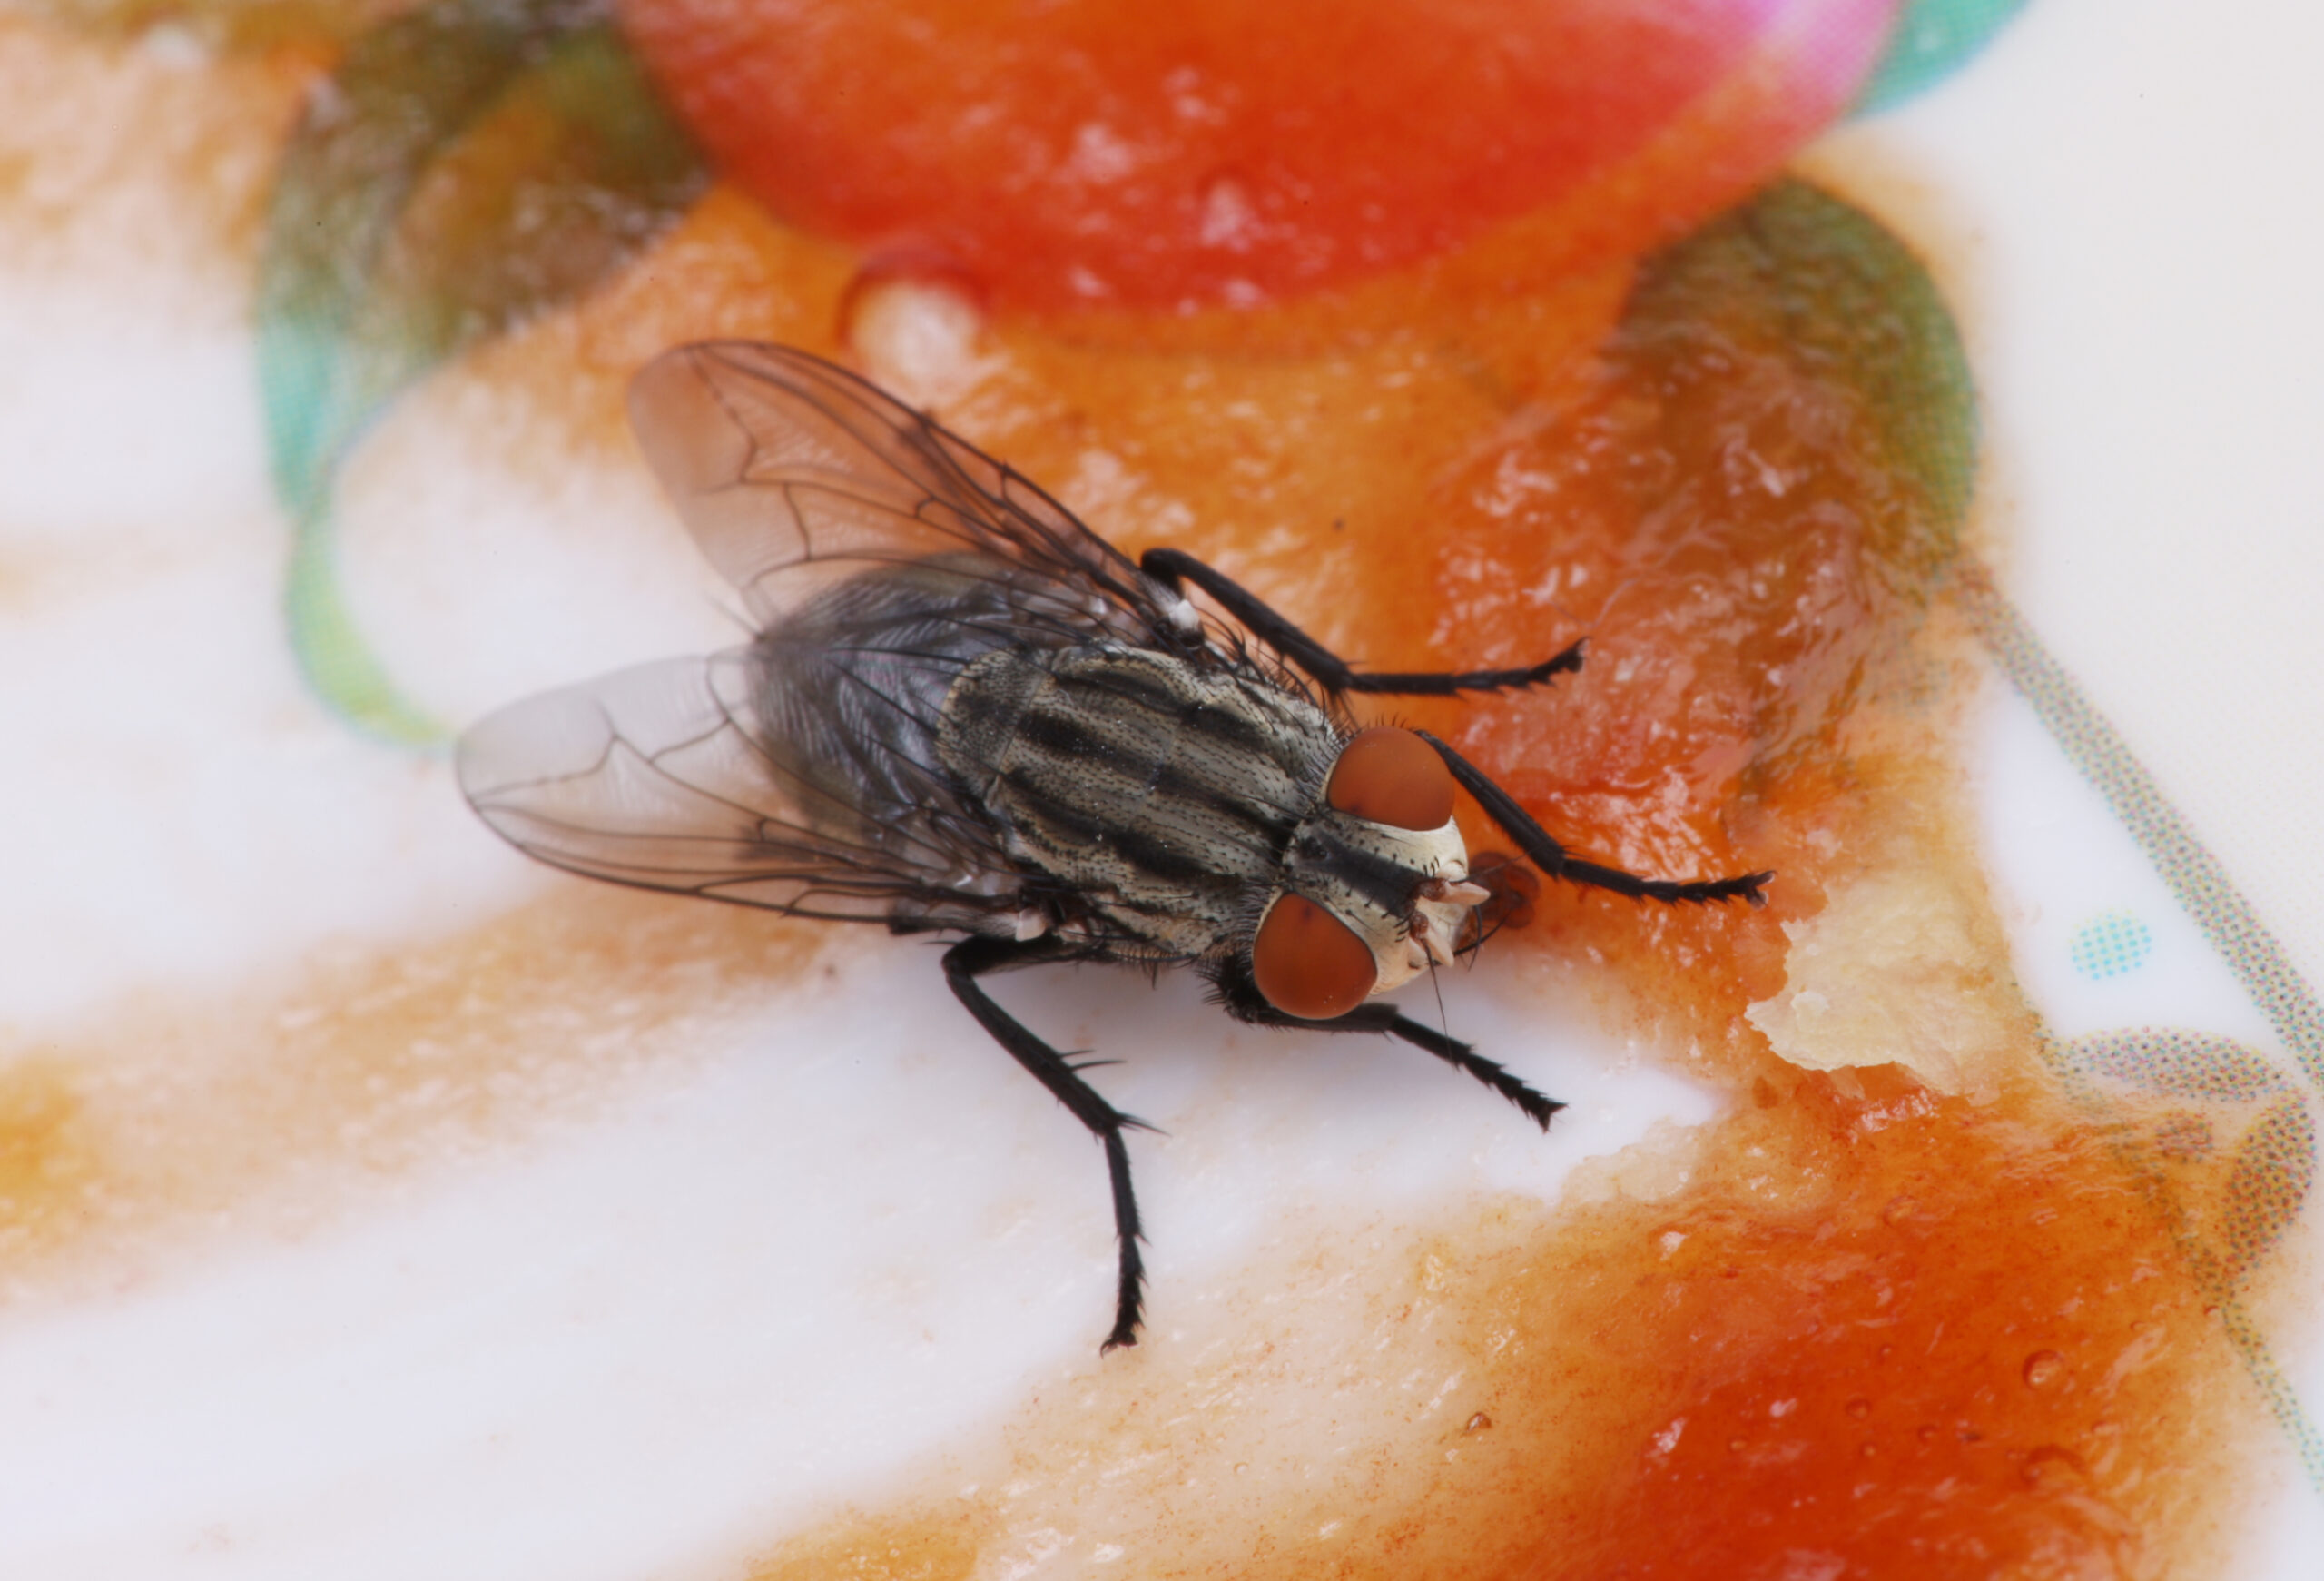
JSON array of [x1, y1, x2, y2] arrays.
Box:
[[458, 342, 1769, 1350]]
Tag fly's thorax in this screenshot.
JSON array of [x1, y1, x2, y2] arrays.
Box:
[[936, 643, 1340, 958]]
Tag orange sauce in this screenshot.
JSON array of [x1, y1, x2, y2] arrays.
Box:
[[1424, 1076, 2237, 1580]]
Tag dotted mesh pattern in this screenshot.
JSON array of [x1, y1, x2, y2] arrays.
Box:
[[2068, 908, 2152, 980]]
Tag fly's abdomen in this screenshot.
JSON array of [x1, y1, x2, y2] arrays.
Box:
[[749, 558, 1034, 844], [939, 646, 1337, 955]]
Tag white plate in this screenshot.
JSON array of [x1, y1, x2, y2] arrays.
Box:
[[0, 2, 2318, 1575]]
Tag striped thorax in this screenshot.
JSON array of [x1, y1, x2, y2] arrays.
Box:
[[937, 642, 1486, 1011]]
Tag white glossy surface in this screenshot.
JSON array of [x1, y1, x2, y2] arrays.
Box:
[[0, 941, 1710, 1578]]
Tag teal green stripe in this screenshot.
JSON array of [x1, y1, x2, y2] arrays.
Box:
[[284, 530, 445, 747], [1853, 0, 2033, 115], [255, 0, 704, 744]]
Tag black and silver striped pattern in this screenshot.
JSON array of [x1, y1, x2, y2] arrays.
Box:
[[940, 644, 1341, 958]]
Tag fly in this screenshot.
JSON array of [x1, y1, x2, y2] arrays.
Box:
[[457, 342, 1770, 1350]]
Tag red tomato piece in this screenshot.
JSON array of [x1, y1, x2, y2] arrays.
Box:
[[621, 0, 1892, 314]]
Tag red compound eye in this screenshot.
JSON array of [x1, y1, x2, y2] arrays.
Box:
[[1251, 893, 1376, 1021], [1325, 726, 1455, 831]]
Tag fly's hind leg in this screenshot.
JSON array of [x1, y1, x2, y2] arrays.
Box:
[[1140, 547, 1583, 697], [1211, 962, 1565, 1131], [1416, 730, 1773, 908], [942, 935, 1152, 1351]]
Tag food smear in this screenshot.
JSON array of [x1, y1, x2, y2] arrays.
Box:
[[694, 182, 2255, 1576], [1442, 1076, 2240, 1580], [739, 1078, 2244, 1580], [0, 8, 2274, 1572]]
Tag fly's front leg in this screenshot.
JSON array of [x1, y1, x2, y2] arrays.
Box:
[[1140, 548, 1583, 697], [942, 935, 1152, 1351], [1212, 963, 1565, 1131], [1416, 731, 1773, 908]]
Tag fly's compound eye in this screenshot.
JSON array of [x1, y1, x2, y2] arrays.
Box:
[[1252, 893, 1377, 1022], [1326, 726, 1455, 831]]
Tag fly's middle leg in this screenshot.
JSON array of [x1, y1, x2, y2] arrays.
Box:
[[941, 935, 1153, 1351], [1139, 547, 1584, 697]]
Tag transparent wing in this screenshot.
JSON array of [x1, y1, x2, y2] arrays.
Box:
[[457, 651, 1017, 925], [627, 341, 1178, 641]]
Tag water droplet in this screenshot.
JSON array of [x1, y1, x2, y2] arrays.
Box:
[[1846, 1398, 1873, 1420], [2022, 1349, 2065, 1388], [1858, 1442, 1877, 1459], [842, 270, 990, 406], [1915, 1425, 1937, 1447], [2021, 1443, 2088, 1487], [1464, 1411, 1492, 1433]]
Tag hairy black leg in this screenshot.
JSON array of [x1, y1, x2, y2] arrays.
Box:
[[1141, 547, 1584, 697], [942, 935, 1151, 1351], [1379, 1012, 1568, 1131], [1210, 963, 1565, 1131], [1416, 730, 1773, 907]]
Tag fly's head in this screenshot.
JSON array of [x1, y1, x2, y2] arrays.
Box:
[[1247, 726, 1495, 1022]]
